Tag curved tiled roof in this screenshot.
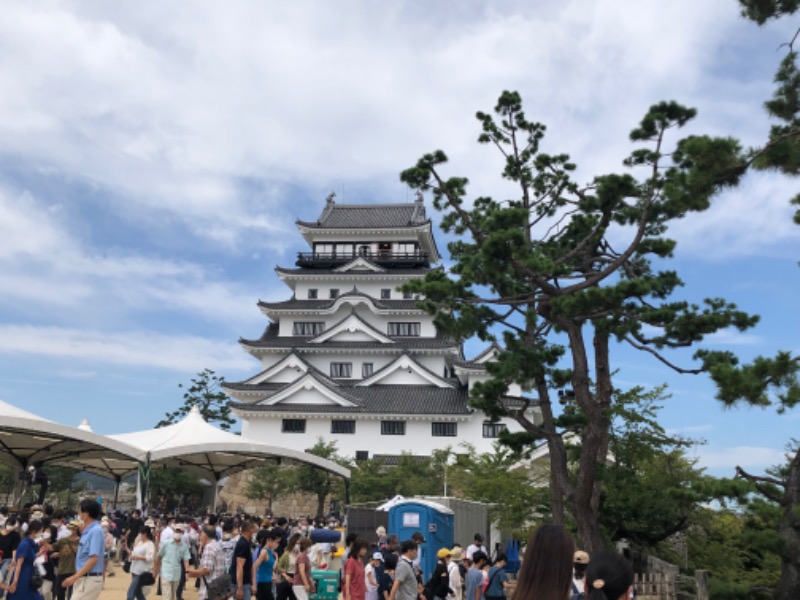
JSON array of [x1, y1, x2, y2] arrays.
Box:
[[275, 266, 432, 276], [258, 291, 420, 311], [240, 322, 459, 350], [297, 201, 429, 229], [229, 384, 471, 415]]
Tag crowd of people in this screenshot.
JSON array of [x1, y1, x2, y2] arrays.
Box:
[[0, 502, 637, 600]]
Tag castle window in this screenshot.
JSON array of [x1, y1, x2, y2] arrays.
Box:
[[282, 419, 306, 433], [381, 289, 391, 299], [403, 290, 413, 299], [330, 289, 340, 299], [355, 451, 369, 461], [293, 322, 325, 336], [308, 289, 318, 299], [331, 420, 356, 434], [315, 243, 334, 255], [362, 363, 374, 378], [388, 322, 421, 337], [330, 362, 353, 378], [432, 422, 457, 437], [482, 422, 507, 438], [381, 421, 406, 435], [396, 242, 417, 255]]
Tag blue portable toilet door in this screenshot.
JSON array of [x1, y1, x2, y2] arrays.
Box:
[[388, 500, 454, 584]]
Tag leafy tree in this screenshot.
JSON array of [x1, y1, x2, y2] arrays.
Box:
[[0, 464, 15, 505], [400, 90, 770, 553], [246, 464, 293, 514], [157, 368, 236, 430], [447, 443, 545, 533], [350, 451, 446, 503], [149, 466, 205, 512], [285, 439, 348, 518], [599, 386, 712, 548]]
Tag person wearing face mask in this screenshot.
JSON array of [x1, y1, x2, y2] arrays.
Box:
[[0, 517, 22, 597], [61, 499, 105, 600], [40, 526, 59, 600], [1, 519, 44, 600], [465, 536, 483, 563], [156, 525, 190, 600], [51, 521, 80, 600]]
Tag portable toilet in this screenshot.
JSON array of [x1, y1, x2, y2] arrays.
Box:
[[388, 499, 454, 582]]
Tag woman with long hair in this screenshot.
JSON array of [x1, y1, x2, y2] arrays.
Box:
[[512, 525, 574, 600], [584, 551, 634, 600], [2, 519, 44, 600], [126, 526, 155, 600], [275, 534, 301, 600], [291, 538, 314, 600], [343, 538, 368, 600], [52, 521, 80, 600]]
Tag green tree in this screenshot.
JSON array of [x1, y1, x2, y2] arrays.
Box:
[[350, 452, 445, 503], [400, 90, 770, 552], [157, 368, 235, 430], [149, 467, 205, 512], [286, 439, 348, 518], [0, 464, 15, 505], [246, 464, 293, 514], [599, 386, 712, 548], [448, 443, 545, 533]]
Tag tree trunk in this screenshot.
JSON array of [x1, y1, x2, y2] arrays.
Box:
[[565, 322, 608, 554], [535, 379, 569, 525], [775, 448, 800, 600], [316, 493, 326, 518]]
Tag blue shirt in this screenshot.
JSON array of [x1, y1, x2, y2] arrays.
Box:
[[76, 521, 104, 573], [158, 541, 191, 582], [465, 568, 485, 600], [485, 567, 507, 597]]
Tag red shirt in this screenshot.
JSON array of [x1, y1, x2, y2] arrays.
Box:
[[293, 553, 311, 586], [345, 556, 366, 600]]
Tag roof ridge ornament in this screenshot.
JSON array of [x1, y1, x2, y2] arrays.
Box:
[[326, 191, 336, 205]]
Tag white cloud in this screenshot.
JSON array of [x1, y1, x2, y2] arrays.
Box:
[[694, 445, 788, 471], [0, 325, 254, 373], [0, 0, 787, 252], [0, 185, 266, 327]]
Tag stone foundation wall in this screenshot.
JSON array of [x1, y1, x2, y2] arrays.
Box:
[[218, 469, 326, 517]]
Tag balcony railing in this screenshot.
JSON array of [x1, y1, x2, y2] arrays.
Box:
[[296, 251, 429, 268]]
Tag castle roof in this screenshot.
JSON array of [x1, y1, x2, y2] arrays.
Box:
[[240, 322, 460, 351], [297, 200, 429, 229], [229, 384, 471, 416], [257, 292, 420, 312]]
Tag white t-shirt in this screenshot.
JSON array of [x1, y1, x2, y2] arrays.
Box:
[[465, 544, 483, 560], [160, 526, 174, 544], [365, 563, 379, 592]]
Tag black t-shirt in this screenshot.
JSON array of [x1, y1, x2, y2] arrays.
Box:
[[378, 571, 394, 600], [0, 531, 21, 560], [229, 537, 253, 586]]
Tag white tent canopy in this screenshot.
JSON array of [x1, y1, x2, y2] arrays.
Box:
[[0, 401, 350, 509], [110, 406, 350, 481], [0, 400, 143, 480]]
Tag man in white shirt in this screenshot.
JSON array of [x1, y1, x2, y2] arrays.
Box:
[[465, 535, 484, 561]]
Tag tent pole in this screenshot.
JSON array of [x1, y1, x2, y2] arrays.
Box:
[[113, 476, 121, 509], [212, 478, 219, 512]]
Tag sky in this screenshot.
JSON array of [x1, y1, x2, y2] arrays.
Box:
[[0, 0, 798, 478]]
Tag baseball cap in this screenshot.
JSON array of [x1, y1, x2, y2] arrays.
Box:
[[372, 552, 384, 561]]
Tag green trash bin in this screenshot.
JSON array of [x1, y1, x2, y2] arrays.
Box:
[[311, 569, 339, 600]]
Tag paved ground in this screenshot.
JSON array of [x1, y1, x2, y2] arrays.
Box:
[[98, 567, 200, 600]]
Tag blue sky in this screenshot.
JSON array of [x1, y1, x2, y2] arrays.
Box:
[[0, 1, 798, 478]]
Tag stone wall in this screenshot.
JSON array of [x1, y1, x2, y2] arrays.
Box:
[[218, 469, 326, 517]]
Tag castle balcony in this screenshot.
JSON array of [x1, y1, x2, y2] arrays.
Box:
[[296, 250, 429, 268]]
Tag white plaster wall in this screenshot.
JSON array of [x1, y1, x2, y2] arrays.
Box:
[[240, 414, 527, 458], [294, 280, 421, 300]]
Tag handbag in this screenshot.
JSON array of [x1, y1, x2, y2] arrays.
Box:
[[139, 572, 156, 587], [29, 574, 44, 590], [203, 573, 232, 600]]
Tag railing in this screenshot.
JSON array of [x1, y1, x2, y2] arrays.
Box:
[[296, 251, 429, 267]]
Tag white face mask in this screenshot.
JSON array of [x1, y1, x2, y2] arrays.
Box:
[[43, 533, 51, 540], [222, 533, 232, 541], [6, 525, 16, 531], [174, 534, 183, 542]]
